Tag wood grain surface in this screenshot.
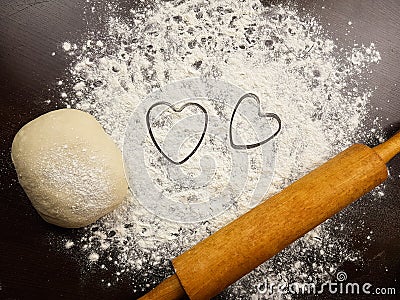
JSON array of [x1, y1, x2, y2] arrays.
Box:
[[1, 0, 399, 299]]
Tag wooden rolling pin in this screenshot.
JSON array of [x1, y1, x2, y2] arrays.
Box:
[[139, 131, 400, 300]]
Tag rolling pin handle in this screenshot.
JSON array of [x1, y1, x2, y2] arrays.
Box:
[[138, 274, 186, 300], [373, 131, 400, 164]]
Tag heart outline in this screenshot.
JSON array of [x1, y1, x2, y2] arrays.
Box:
[[146, 101, 208, 165], [229, 93, 281, 150]]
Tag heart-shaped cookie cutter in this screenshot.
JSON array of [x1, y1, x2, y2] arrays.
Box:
[[146, 101, 209, 165], [229, 93, 281, 150]]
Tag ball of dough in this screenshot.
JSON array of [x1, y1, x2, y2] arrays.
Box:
[[11, 109, 128, 228]]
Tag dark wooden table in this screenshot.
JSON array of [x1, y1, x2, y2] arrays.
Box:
[[1, 1, 399, 299]]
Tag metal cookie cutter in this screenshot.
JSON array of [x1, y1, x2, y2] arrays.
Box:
[[229, 93, 281, 150], [146, 101, 209, 165]]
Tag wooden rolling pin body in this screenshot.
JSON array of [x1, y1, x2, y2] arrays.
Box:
[[140, 132, 400, 300]]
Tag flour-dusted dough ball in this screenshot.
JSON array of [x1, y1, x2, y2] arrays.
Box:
[[11, 109, 128, 228]]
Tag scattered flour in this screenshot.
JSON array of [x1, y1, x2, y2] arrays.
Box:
[[65, 240, 74, 249], [89, 252, 100, 262], [62, 41, 72, 52], [54, 0, 385, 298]]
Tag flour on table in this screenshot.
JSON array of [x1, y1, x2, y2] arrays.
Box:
[[89, 252, 100, 262], [62, 41, 72, 52], [65, 240, 74, 249], [54, 0, 384, 298]]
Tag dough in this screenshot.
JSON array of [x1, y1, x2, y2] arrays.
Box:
[[11, 109, 128, 228]]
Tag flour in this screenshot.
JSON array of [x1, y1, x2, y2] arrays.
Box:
[[54, 0, 384, 298], [65, 240, 74, 249], [62, 41, 72, 52], [89, 252, 100, 262]]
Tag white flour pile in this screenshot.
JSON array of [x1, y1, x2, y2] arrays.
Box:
[[54, 0, 384, 298]]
